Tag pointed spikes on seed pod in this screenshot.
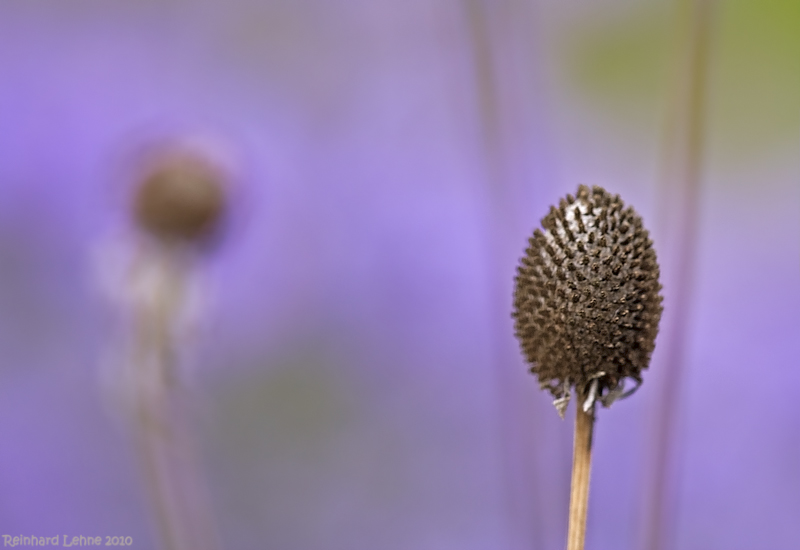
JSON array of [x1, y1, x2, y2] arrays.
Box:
[[512, 185, 663, 413]]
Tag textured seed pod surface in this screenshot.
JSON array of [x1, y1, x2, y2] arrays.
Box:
[[512, 185, 663, 410]]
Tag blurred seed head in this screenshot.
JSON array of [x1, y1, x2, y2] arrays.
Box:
[[512, 185, 663, 412], [132, 142, 231, 247]]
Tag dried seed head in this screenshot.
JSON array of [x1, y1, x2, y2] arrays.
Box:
[[512, 185, 663, 414], [134, 150, 228, 245]]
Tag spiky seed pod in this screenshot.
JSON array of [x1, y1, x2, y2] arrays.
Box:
[[134, 151, 228, 245], [512, 185, 663, 414]]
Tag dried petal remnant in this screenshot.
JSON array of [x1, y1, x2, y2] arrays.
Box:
[[512, 185, 663, 412]]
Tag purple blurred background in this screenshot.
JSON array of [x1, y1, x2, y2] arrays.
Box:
[[0, 1, 798, 549]]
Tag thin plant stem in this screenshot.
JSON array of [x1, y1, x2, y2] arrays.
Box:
[[129, 249, 220, 550], [458, 3, 544, 549], [134, 391, 183, 550], [643, 1, 715, 548], [567, 401, 595, 550]]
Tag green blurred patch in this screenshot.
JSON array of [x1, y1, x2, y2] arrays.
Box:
[[564, 7, 671, 107], [205, 351, 358, 543], [713, 0, 800, 159], [563, 0, 800, 161], [213, 353, 353, 461]]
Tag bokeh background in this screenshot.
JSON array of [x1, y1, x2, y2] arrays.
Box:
[[0, 0, 798, 549]]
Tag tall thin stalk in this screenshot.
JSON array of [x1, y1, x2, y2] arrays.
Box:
[[643, 1, 716, 548], [458, 2, 546, 548], [567, 402, 595, 550], [127, 249, 221, 550]]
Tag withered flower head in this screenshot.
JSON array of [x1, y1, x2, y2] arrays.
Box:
[[512, 185, 663, 416], [134, 149, 228, 245]]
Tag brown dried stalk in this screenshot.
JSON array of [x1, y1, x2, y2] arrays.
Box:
[[567, 401, 595, 550]]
